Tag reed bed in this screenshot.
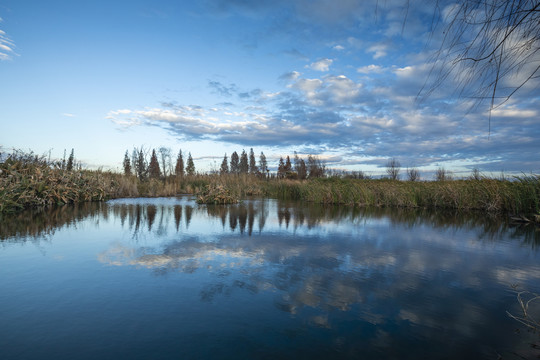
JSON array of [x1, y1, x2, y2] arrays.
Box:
[[267, 177, 540, 214], [1, 152, 538, 215]]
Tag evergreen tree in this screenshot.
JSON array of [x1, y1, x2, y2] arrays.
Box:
[[131, 148, 138, 174], [239, 150, 248, 174], [284, 156, 292, 174], [66, 149, 75, 171], [277, 157, 285, 178], [220, 153, 229, 175], [175, 150, 184, 177], [230, 151, 239, 174], [148, 149, 161, 179], [136, 148, 147, 180], [259, 152, 268, 177], [186, 152, 195, 175], [248, 148, 258, 174], [61, 149, 67, 170], [123, 150, 131, 176]]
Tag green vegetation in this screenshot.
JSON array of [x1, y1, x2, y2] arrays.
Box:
[[1, 149, 539, 217]]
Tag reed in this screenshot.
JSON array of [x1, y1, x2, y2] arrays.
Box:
[[1, 151, 539, 215]]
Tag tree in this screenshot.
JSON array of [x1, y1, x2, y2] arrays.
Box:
[[420, 0, 540, 127], [386, 158, 400, 180], [66, 149, 75, 171], [136, 148, 147, 180], [435, 167, 452, 181], [158, 147, 171, 178], [248, 148, 258, 174], [307, 155, 325, 178], [284, 156, 292, 174], [175, 150, 184, 177], [148, 149, 161, 179], [239, 150, 249, 174], [407, 167, 420, 181], [186, 152, 195, 175], [259, 152, 268, 177], [123, 150, 132, 176], [277, 157, 286, 178], [230, 151, 240, 174], [220, 153, 229, 175], [293, 152, 307, 180]]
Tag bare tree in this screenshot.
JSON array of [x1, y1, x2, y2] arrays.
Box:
[[407, 167, 420, 181], [435, 167, 452, 181], [158, 147, 171, 178], [386, 158, 401, 180], [420, 0, 540, 131]]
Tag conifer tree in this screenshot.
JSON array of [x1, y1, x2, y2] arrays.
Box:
[[248, 148, 258, 174], [284, 156, 292, 174], [220, 153, 229, 175], [123, 150, 131, 176], [230, 151, 239, 174], [66, 149, 75, 171], [186, 152, 195, 175], [148, 149, 161, 179], [136, 148, 147, 180], [277, 157, 285, 178], [239, 150, 248, 174], [175, 150, 184, 177], [259, 152, 268, 177]]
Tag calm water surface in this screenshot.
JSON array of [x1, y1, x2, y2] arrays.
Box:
[[1, 197, 539, 359]]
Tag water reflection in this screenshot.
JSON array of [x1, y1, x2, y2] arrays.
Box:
[[1, 197, 540, 359], [2, 197, 539, 246]]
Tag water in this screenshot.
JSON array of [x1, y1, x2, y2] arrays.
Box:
[[1, 197, 539, 359]]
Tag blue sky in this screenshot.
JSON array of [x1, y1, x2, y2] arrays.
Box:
[[1, 0, 539, 177]]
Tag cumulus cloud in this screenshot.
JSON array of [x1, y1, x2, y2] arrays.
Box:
[[357, 64, 385, 74], [367, 43, 389, 59], [307, 58, 333, 72]]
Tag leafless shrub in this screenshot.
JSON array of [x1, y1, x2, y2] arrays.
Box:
[[407, 167, 421, 181], [386, 158, 401, 180]]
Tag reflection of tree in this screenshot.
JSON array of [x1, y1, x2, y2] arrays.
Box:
[[147, 205, 157, 231], [184, 205, 193, 229], [0, 202, 103, 241], [174, 205, 182, 232]]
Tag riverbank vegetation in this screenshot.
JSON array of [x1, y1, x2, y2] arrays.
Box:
[[1, 149, 539, 217]]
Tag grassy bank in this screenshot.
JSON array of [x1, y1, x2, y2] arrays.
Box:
[[1, 152, 539, 215]]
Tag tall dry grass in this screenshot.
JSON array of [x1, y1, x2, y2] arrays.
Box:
[[1, 150, 538, 215]]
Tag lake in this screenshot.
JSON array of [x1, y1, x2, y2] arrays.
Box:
[[1, 197, 539, 359]]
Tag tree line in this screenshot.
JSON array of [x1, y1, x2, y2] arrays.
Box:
[[122, 147, 326, 180]]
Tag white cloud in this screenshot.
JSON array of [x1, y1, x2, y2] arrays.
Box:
[[367, 43, 389, 59], [491, 106, 538, 118], [307, 58, 333, 72], [333, 45, 345, 51], [0, 22, 16, 60], [357, 64, 384, 74]]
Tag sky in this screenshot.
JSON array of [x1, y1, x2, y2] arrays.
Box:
[[1, 0, 539, 177]]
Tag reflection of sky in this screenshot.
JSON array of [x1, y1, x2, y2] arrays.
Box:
[[2, 197, 540, 359]]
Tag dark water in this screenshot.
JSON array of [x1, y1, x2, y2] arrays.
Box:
[[1, 197, 539, 360]]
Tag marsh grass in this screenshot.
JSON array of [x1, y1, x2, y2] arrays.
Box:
[[1, 151, 539, 215]]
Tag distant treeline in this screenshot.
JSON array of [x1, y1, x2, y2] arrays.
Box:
[[122, 146, 326, 180], [1, 148, 539, 217]]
